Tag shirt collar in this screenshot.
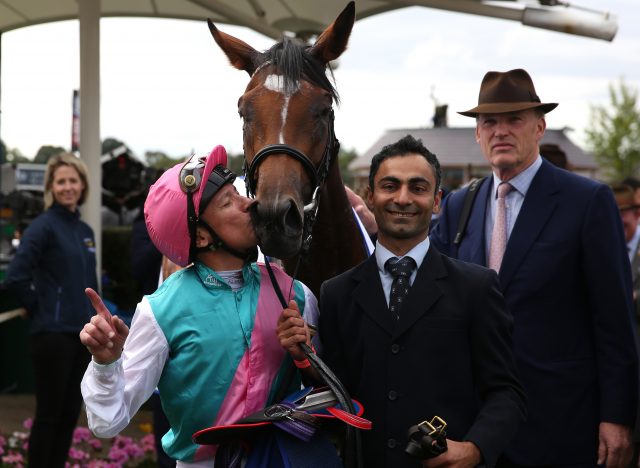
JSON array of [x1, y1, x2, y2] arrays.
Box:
[[492, 155, 542, 198], [195, 261, 258, 289], [628, 226, 640, 257], [50, 202, 81, 219], [375, 237, 430, 273]]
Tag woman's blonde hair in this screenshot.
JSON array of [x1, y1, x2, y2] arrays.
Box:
[[43, 152, 90, 210]]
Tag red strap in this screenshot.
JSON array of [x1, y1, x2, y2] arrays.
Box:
[[326, 406, 372, 430]]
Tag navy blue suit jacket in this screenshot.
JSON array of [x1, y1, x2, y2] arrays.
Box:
[[431, 159, 639, 465]]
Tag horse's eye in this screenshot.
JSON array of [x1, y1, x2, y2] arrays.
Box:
[[239, 110, 252, 123]]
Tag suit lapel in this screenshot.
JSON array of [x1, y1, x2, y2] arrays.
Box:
[[353, 256, 396, 335], [499, 160, 560, 289], [392, 247, 446, 340]]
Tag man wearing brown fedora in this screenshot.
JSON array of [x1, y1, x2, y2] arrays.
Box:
[[431, 69, 638, 468]]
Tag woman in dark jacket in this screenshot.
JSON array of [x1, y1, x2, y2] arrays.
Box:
[[5, 152, 97, 467]]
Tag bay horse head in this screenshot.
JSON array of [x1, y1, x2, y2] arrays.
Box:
[[207, 2, 355, 259]]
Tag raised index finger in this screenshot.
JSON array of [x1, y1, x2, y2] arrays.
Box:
[[85, 288, 113, 324]]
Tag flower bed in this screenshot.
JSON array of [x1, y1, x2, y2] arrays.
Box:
[[0, 419, 157, 467]]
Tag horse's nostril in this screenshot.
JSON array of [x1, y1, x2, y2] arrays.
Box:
[[283, 200, 303, 235], [249, 202, 260, 225]]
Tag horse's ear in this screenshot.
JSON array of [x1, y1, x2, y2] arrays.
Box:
[[308, 1, 355, 64], [207, 19, 259, 76]]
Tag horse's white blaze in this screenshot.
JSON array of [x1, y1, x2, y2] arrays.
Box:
[[264, 73, 298, 144], [279, 95, 290, 144], [264, 74, 285, 93]]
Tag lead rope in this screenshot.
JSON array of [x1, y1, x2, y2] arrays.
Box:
[[264, 256, 363, 468]]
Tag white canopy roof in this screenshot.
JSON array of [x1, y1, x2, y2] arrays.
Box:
[[0, 1, 618, 41]]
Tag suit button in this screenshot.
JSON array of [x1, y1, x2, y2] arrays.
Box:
[[387, 438, 396, 449], [391, 344, 400, 354], [388, 390, 397, 401]]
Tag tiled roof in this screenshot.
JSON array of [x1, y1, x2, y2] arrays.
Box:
[[350, 127, 597, 172]]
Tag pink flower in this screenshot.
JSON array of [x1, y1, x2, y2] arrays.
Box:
[[72, 426, 91, 444], [88, 438, 103, 451], [68, 447, 89, 461], [22, 418, 32, 430], [140, 434, 156, 453], [2, 451, 25, 464], [107, 446, 129, 464], [124, 441, 144, 458]]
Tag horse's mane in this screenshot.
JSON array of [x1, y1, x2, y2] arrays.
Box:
[[259, 37, 339, 103]]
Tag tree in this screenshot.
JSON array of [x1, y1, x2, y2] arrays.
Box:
[[586, 79, 640, 181], [5, 147, 30, 163], [144, 150, 181, 169], [34, 145, 66, 164], [102, 137, 130, 156], [339, 146, 358, 188], [227, 153, 245, 176]]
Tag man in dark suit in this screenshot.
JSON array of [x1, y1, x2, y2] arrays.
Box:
[[319, 135, 526, 468], [430, 69, 638, 468]]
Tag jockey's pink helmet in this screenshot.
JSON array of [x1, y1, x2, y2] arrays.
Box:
[[144, 145, 235, 267]]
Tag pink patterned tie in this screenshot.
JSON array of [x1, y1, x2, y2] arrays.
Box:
[[488, 182, 513, 272]]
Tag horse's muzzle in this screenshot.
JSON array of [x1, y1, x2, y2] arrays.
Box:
[[250, 198, 304, 259]]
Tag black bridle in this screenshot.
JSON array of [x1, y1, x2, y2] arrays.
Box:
[[243, 107, 339, 253]]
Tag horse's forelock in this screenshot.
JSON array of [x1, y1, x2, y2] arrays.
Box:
[[261, 38, 338, 102]]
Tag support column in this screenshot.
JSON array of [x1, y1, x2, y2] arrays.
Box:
[[78, 0, 102, 292]]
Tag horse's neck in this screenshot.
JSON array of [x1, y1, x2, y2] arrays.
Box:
[[283, 159, 368, 297]]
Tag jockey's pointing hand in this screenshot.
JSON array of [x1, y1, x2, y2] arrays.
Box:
[[79, 288, 129, 365]]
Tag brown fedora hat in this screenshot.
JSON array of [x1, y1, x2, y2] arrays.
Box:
[[459, 68, 558, 117]]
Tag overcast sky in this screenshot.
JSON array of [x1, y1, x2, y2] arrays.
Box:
[[1, 0, 639, 160]]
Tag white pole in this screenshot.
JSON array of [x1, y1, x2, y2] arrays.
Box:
[[78, 0, 102, 293]]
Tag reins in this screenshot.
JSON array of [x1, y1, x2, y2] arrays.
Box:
[[243, 65, 363, 467], [263, 256, 363, 468]]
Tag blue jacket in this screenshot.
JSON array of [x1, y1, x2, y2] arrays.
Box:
[[5, 202, 98, 334]]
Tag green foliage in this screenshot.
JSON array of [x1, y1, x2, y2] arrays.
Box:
[[5, 148, 30, 163], [102, 137, 129, 155], [144, 150, 182, 169], [0, 141, 29, 163], [228, 153, 245, 175], [339, 146, 358, 188], [33, 145, 66, 164], [586, 79, 640, 182]]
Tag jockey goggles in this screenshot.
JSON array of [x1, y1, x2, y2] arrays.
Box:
[[179, 153, 236, 263], [179, 153, 236, 211]]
